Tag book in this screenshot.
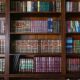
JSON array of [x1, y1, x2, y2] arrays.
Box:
[[56, 0, 61, 12], [73, 40, 80, 53], [0, 35, 5, 54], [0, 17, 5, 34], [0, 58, 5, 72], [27, 1, 32, 12], [47, 18, 53, 32], [66, 37, 73, 53], [0, 0, 5, 12]]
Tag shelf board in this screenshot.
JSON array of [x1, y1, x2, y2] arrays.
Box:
[[10, 11, 61, 14], [66, 12, 80, 14], [10, 53, 61, 57], [67, 72, 80, 78], [0, 12, 5, 14], [0, 33, 5, 35], [66, 33, 80, 35], [10, 11, 61, 17], [66, 12, 80, 18], [10, 32, 61, 35], [0, 13, 5, 17], [0, 54, 5, 57], [0, 74, 5, 77], [66, 53, 80, 58], [9, 73, 62, 78]]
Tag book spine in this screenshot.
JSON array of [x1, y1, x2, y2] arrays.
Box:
[[27, 1, 32, 12], [79, 2, 80, 12], [38, 1, 40, 12], [48, 18, 53, 32]]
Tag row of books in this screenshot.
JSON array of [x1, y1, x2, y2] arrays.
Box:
[[66, 37, 80, 53], [67, 58, 80, 72], [18, 57, 61, 72], [12, 39, 61, 53], [0, 35, 5, 54], [11, 18, 60, 33], [66, 2, 80, 12], [10, 0, 61, 12], [0, 0, 5, 13], [19, 58, 33, 72], [0, 58, 5, 72], [66, 21, 80, 33], [0, 17, 5, 34]]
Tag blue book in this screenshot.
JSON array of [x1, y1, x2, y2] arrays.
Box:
[[66, 37, 73, 43], [66, 45, 73, 53], [47, 18, 53, 32], [75, 21, 79, 32], [78, 22, 80, 32], [66, 37, 73, 54]]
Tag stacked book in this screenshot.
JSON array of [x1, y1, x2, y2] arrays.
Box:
[[11, 18, 60, 33], [0, 35, 5, 54], [67, 58, 80, 72], [0, 58, 5, 72], [0, 0, 5, 13], [19, 58, 34, 72], [66, 1, 80, 12], [0, 17, 5, 34], [13, 39, 61, 54], [10, 0, 61, 12], [66, 20, 80, 33], [35, 57, 61, 72]]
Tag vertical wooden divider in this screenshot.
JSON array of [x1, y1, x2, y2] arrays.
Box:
[[61, 0, 66, 79], [5, 0, 10, 79]]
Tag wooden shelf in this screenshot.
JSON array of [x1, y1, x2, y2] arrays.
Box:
[[66, 12, 80, 19], [10, 53, 61, 57], [0, 33, 5, 35], [10, 32, 61, 35], [66, 72, 80, 78], [10, 11, 61, 17], [0, 12, 5, 14], [66, 33, 80, 35], [0, 13, 5, 17], [66, 12, 80, 14], [0, 74, 5, 77], [9, 73, 62, 78], [10, 11, 61, 14], [0, 54, 5, 57], [66, 53, 80, 58]]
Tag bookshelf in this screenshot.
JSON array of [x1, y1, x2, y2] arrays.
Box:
[[0, 0, 80, 80]]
